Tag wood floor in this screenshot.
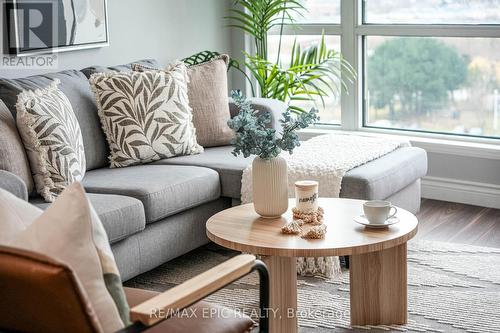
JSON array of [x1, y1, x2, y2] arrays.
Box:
[[415, 199, 500, 248]]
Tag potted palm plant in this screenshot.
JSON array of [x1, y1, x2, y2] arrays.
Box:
[[226, 0, 355, 112]]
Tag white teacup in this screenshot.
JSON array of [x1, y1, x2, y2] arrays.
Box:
[[363, 200, 398, 224]]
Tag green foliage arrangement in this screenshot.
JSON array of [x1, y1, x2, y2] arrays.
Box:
[[368, 37, 468, 116], [227, 90, 319, 160]]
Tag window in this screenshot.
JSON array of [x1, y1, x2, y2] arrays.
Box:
[[293, 0, 341, 23], [365, 36, 500, 137], [265, 0, 500, 139]]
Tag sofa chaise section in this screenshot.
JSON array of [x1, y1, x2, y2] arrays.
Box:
[[154, 145, 428, 213]]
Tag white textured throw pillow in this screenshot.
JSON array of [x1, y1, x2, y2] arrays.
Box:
[[90, 62, 203, 168], [16, 79, 86, 202], [0, 183, 128, 332]]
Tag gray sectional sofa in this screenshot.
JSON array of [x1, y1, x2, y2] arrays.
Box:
[[0, 60, 427, 281]]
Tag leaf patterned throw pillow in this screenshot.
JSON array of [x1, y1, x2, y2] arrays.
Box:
[[16, 80, 86, 202], [90, 62, 203, 168]]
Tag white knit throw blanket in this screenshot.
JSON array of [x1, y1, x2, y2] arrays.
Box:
[[241, 133, 410, 278]]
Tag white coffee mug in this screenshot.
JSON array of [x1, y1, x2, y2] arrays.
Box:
[[363, 200, 398, 224]]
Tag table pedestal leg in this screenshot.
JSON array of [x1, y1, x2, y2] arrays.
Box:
[[349, 243, 408, 326], [262, 256, 298, 333]]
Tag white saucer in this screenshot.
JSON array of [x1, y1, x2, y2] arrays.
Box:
[[354, 215, 400, 228]]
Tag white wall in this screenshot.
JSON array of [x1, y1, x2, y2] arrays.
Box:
[[420, 150, 500, 209], [0, 0, 232, 78]]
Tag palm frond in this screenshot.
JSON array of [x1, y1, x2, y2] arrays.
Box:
[[242, 34, 355, 111], [227, 0, 306, 59]]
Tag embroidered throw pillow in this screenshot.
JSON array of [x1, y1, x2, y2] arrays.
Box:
[[0, 183, 129, 331], [132, 55, 234, 147], [16, 80, 86, 202], [90, 62, 203, 168]]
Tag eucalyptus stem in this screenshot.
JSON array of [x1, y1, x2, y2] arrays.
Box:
[[228, 90, 319, 160]]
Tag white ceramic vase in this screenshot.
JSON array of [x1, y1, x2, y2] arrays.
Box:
[[252, 156, 288, 218]]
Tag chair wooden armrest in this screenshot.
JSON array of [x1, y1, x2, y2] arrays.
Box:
[[125, 254, 269, 332]]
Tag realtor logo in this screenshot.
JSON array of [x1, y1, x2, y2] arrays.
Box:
[[5, 0, 59, 54], [11, 1, 57, 51], [1, 1, 58, 69]]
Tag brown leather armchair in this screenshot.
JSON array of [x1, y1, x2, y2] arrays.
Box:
[[0, 246, 269, 333]]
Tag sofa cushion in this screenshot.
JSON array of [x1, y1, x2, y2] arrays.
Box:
[[340, 146, 428, 200], [154, 145, 427, 201], [82, 165, 220, 223], [32, 193, 146, 244], [0, 70, 109, 171], [80, 59, 160, 79], [153, 146, 252, 199], [0, 100, 34, 193]]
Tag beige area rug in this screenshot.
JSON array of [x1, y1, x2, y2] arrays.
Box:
[[125, 240, 500, 332]]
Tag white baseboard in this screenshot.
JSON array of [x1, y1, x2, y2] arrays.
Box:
[[421, 176, 500, 209]]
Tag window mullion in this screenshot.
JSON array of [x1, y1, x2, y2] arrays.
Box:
[[340, 0, 360, 130]]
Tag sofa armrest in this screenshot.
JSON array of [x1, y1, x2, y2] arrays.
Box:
[[128, 254, 269, 332], [229, 97, 287, 133], [0, 170, 28, 201]]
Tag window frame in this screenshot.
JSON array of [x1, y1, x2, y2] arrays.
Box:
[[266, 0, 500, 143]]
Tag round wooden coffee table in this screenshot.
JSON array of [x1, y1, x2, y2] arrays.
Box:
[[206, 198, 418, 333]]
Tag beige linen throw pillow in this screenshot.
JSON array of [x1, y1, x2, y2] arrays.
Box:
[[90, 62, 202, 167], [186, 56, 234, 147], [0, 183, 130, 332], [133, 55, 234, 147]]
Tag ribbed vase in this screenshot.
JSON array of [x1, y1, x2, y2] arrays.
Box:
[[252, 156, 288, 218]]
